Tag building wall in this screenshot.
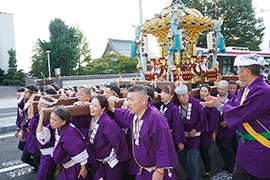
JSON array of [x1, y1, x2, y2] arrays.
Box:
[[62, 77, 134, 88], [0, 13, 16, 73]]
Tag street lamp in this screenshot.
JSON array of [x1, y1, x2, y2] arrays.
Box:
[[46, 50, 51, 79]]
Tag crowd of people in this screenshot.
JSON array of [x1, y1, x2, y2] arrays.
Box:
[[14, 54, 270, 180]]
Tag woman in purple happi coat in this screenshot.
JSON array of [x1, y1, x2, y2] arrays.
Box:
[[154, 85, 186, 151], [87, 95, 130, 180], [28, 95, 58, 180], [174, 84, 208, 180], [37, 105, 89, 180], [198, 84, 219, 178], [108, 85, 178, 180]]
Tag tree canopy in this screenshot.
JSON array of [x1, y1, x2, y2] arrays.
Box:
[[30, 18, 91, 78], [81, 53, 138, 75], [182, 0, 265, 51]]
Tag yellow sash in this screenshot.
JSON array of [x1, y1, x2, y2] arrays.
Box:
[[132, 115, 156, 170], [241, 87, 270, 148]]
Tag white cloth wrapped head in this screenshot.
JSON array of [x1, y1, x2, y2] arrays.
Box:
[[234, 54, 269, 66], [39, 96, 58, 106], [175, 84, 188, 95]]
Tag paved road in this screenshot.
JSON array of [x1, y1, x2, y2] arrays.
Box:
[[0, 86, 233, 179], [0, 130, 233, 180]]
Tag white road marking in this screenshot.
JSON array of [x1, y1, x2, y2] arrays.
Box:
[[0, 116, 16, 121], [0, 163, 29, 173], [0, 132, 19, 139]]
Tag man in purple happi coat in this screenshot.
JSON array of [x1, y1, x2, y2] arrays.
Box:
[[108, 85, 178, 180], [216, 80, 236, 173], [174, 84, 208, 180], [202, 54, 270, 179]]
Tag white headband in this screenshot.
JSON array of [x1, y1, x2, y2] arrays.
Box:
[[39, 97, 58, 106]]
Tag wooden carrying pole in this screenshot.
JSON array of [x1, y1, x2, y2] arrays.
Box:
[[42, 86, 218, 121]]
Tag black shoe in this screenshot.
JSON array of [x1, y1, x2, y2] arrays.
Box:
[[227, 165, 234, 173], [202, 172, 211, 179], [223, 164, 229, 171]]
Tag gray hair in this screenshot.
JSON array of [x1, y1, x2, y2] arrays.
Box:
[[239, 64, 261, 76], [218, 80, 229, 87], [128, 85, 148, 99], [51, 105, 71, 125], [77, 85, 91, 96]]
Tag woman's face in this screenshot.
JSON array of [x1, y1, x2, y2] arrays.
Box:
[[50, 112, 66, 130], [160, 91, 173, 104], [37, 102, 50, 112], [200, 86, 210, 100], [104, 88, 115, 99], [89, 98, 105, 118]]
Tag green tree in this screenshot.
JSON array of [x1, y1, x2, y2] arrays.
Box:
[[2, 48, 26, 85], [7, 48, 17, 79], [30, 18, 87, 77], [0, 68, 4, 83], [182, 0, 265, 51], [82, 53, 138, 75], [76, 29, 92, 75]]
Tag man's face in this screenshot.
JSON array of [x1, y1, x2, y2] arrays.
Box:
[[177, 92, 189, 105], [217, 85, 228, 96], [237, 66, 246, 81], [77, 90, 90, 102], [127, 92, 146, 114], [24, 89, 31, 99], [228, 84, 238, 94]]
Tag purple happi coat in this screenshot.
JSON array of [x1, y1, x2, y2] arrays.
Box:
[[39, 124, 89, 180], [175, 95, 208, 150], [115, 107, 178, 180], [156, 100, 186, 146], [71, 114, 96, 164], [21, 103, 38, 154], [87, 111, 131, 180], [16, 97, 24, 128], [29, 114, 56, 180], [216, 92, 235, 139], [200, 105, 219, 148], [224, 76, 270, 178]]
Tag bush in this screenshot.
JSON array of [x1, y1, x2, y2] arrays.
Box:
[[8, 80, 14, 86], [13, 80, 21, 85], [2, 79, 9, 86]]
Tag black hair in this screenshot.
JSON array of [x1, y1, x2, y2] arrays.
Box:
[[199, 83, 211, 93], [94, 95, 108, 110], [25, 84, 38, 94], [120, 84, 127, 88], [73, 86, 78, 92], [50, 84, 60, 91], [228, 80, 238, 85], [127, 84, 133, 89], [45, 88, 57, 94], [154, 87, 161, 93], [144, 85, 154, 102], [17, 87, 25, 92], [51, 105, 71, 125]]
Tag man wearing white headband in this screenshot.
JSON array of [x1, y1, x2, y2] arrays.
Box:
[[201, 54, 270, 179], [175, 84, 208, 180]]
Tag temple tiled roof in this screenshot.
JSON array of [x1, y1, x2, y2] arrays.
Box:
[[102, 38, 158, 59]]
